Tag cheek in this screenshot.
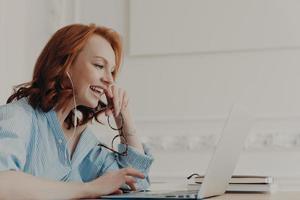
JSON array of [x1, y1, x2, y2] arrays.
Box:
[[90, 71, 100, 80], [77, 67, 97, 84], [89, 69, 104, 82], [76, 73, 101, 95]]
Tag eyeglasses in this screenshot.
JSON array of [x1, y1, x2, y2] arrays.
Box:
[[97, 113, 128, 156]]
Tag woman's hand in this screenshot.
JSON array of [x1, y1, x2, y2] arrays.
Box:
[[104, 84, 144, 153], [104, 85, 134, 132], [86, 167, 145, 197], [104, 84, 129, 118]]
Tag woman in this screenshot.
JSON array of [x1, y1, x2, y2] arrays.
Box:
[[0, 24, 153, 199]]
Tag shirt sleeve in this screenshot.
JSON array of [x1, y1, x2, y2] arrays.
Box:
[[0, 101, 32, 172], [96, 143, 154, 190]]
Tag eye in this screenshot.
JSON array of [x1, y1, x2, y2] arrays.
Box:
[[111, 67, 115, 74], [94, 64, 104, 70]]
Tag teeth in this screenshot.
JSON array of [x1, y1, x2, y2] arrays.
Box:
[[90, 86, 103, 94]]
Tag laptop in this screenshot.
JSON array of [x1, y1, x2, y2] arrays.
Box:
[[101, 104, 254, 199]]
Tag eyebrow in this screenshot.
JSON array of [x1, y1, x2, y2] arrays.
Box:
[[93, 56, 116, 69]]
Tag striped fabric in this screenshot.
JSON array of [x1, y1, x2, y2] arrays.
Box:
[[0, 98, 153, 189]]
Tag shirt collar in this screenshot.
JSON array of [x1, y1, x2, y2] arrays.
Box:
[[44, 109, 99, 165], [45, 109, 67, 145]]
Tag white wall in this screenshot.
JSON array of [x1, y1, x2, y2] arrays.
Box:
[[0, 0, 53, 103], [1, 0, 300, 183]]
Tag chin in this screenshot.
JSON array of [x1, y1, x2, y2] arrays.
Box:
[[82, 98, 99, 109], [88, 101, 99, 109]]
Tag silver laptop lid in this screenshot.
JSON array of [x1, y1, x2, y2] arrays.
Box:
[[198, 105, 254, 199]]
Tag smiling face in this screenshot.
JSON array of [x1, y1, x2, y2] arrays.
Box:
[[68, 34, 116, 108]]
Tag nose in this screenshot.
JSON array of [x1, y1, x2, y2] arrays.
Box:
[[100, 70, 114, 86]]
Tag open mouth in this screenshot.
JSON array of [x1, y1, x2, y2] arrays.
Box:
[[90, 85, 104, 98]]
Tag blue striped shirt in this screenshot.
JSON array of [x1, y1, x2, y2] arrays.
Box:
[[0, 98, 153, 189]]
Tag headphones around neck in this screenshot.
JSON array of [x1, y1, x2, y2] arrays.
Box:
[[66, 71, 78, 127]]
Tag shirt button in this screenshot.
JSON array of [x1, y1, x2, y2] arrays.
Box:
[[58, 139, 63, 144]]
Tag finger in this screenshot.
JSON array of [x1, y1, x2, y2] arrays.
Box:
[[112, 189, 123, 195], [125, 176, 137, 191], [125, 175, 136, 184], [118, 89, 124, 112], [122, 91, 129, 111], [122, 168, 145, 179], [125, 181, 137, 191], [105, 108, 113, 116], [104, 89, 114, 110], [112, 85, 120, 116], [104, 85, 114, 99]]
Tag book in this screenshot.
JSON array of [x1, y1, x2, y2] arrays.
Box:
[[187, 182, 276, 192], [187, 175, 275, 192], [192, 175, 273, 184]]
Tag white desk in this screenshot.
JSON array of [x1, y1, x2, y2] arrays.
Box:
[[149, 177, 300, 200], [209, 192, 300, 200]]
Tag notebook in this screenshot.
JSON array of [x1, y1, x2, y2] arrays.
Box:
[[101, 104, 254, 199], [188, 175, 274, 192], [191, 175, 273, 184]]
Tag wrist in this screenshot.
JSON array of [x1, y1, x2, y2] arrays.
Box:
[[117, 108, 136, 135], [82, 182, 100, 199], [123, 128, 137, 137]]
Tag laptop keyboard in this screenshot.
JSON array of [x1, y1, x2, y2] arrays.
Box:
[[159, 190, 198, 198], [102, 189, 199, 199], [127, 190, 198, 199]]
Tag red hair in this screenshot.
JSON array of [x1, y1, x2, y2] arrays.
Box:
[[7, 23, 123, 128]]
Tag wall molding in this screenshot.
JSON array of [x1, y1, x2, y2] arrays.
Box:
[[95, 115, 300, 152], [131, 115, 300, 152], [139, 132, 300, 152]]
